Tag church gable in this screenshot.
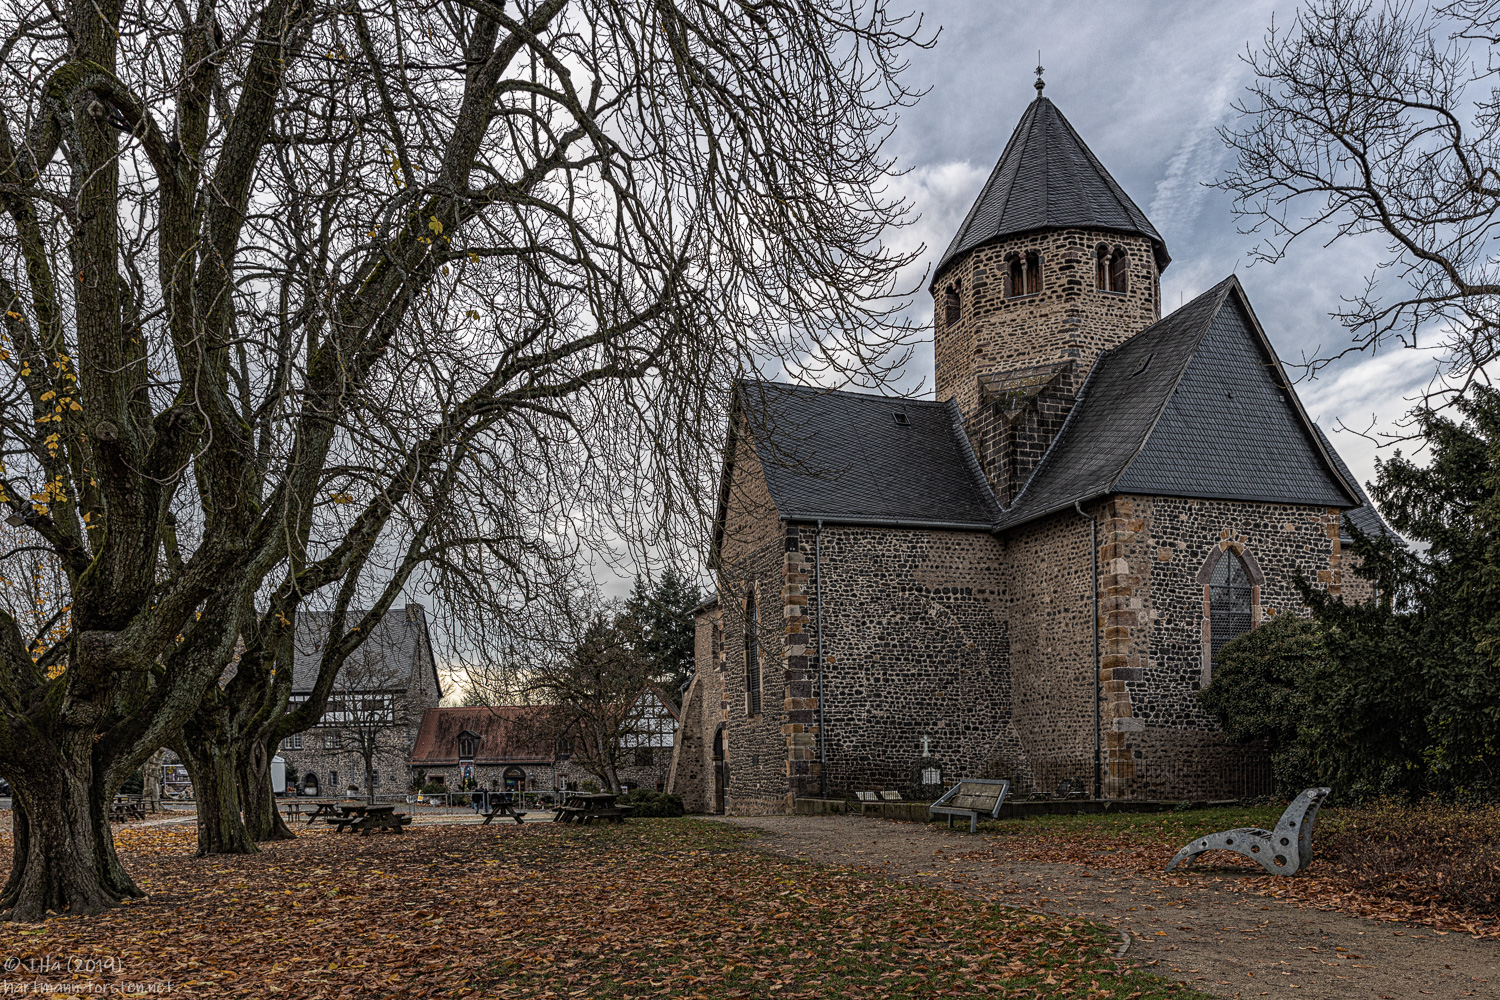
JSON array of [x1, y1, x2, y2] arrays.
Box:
[[1115, 286, 1355, 507], [996, 276, 1357, 528]]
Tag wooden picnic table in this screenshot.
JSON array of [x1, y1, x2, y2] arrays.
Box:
[[481, 794, 528, 825], [552, 792, 633, 826], [303, 801, 340, 825], [325, 804, 412, 836], [108, 796, 146, 823]]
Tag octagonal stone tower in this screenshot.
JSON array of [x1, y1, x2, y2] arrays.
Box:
[[932, 93, 1171, 504]]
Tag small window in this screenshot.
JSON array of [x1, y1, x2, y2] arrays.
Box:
[[634, 746, 655, 768], [458, 733, 478, 760], [321, 732, 339, 750], [893, 411, 910, 427], [744, 591, 762, 716], [943, 282, 961, 325], [1110, 248, 1129, 293], [330, 770, 339, 788]]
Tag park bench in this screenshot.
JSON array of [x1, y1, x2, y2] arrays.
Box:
[[1165, 787, 1330, 876], [326, 804, 412, 835], [928, 778, 1010, 833]]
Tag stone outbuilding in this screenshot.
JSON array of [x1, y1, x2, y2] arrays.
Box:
[[277, 602, 443, 797], [669, 90, 1392, 815]]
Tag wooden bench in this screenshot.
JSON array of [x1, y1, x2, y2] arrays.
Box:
[[353, 806, 412, 836], [928, 779, 1010, 833], [108, 797, 146, 823]]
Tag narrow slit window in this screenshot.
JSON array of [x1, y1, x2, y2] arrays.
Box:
[[1023, 251, 1042, 295], [1095, 244, 1110, 290], [1006, 255, 1024, 298], [744, 592, 762, 716]]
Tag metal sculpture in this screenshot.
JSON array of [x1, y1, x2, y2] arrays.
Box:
[[1165, 787, 1330, 876]]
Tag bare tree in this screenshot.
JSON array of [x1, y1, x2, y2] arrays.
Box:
[[526, 602, 652, 793], [1218, 0, 1500, 404], [0, 0, 927, 919]]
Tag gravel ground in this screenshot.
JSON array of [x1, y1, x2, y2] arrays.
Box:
[[718, 813, 1500, 1000]]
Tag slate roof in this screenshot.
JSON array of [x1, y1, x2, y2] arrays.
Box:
[[995, 276, 1360, 528], [290, 603, 436, 695], [935, 96, 1169, 281], [731, 381, 999, 529]]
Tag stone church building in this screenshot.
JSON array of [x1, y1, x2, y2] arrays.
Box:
[[667, 90, 1388, 814]]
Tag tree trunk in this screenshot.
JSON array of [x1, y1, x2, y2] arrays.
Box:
[[174, 716, 258, 856], [0, 759, 142, 921], [238, 739, 294, 842]]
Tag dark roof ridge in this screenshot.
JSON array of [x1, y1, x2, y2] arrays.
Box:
[[997, 278, 1233, 522], [946, 396, 1003, 518]]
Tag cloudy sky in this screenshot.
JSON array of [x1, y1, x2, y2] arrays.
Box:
[[862, 0, 1439, 496]]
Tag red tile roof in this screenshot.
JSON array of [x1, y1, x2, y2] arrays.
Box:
[[408, 706, 557, 766]]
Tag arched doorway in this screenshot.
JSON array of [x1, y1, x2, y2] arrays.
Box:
[[503, 766, 526, 792], [303, 773, 319, 797], [712, 724, 727, 815]]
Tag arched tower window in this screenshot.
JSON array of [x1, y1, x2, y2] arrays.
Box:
[[1109, 247, 1129, 293], [744, 591, 762, 716], [1209, 554, 1253, 661], [1006, 252, 1042, 298], [1096, 244, 1129, 293], [943, 282, 961, 325]]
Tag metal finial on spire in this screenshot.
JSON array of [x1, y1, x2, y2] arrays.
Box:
[[1035, 53, 1044, 95]]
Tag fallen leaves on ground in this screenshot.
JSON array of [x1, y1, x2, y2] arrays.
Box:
[[979, 803, 1500, 939], [0, 820, 1210, 998]]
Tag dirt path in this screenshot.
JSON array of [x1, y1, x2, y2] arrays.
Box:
[[719, 814, 1499, 1000]]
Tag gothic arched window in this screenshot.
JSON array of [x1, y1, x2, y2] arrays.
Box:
[[1209, 554, 1253, 661], [744, 591, 762, 716], [944, 282, 961, 325], [1006, 254, 1024, 298], [1023, 250, 1042, 295]]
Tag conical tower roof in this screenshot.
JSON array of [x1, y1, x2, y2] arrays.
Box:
[[934, 97, 1169, 282]]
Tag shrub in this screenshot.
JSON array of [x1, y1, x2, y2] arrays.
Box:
[[619, 789, 685, 817]]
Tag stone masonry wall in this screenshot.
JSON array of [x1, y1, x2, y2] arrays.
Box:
[[804, 524, 1026, 796], [1098, 495, 1345, 798], [964, 369, 1081, 506], [934, 228, 1161, 417], [715, 424, 794, 815], [1003, 506, 1101, 796]]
